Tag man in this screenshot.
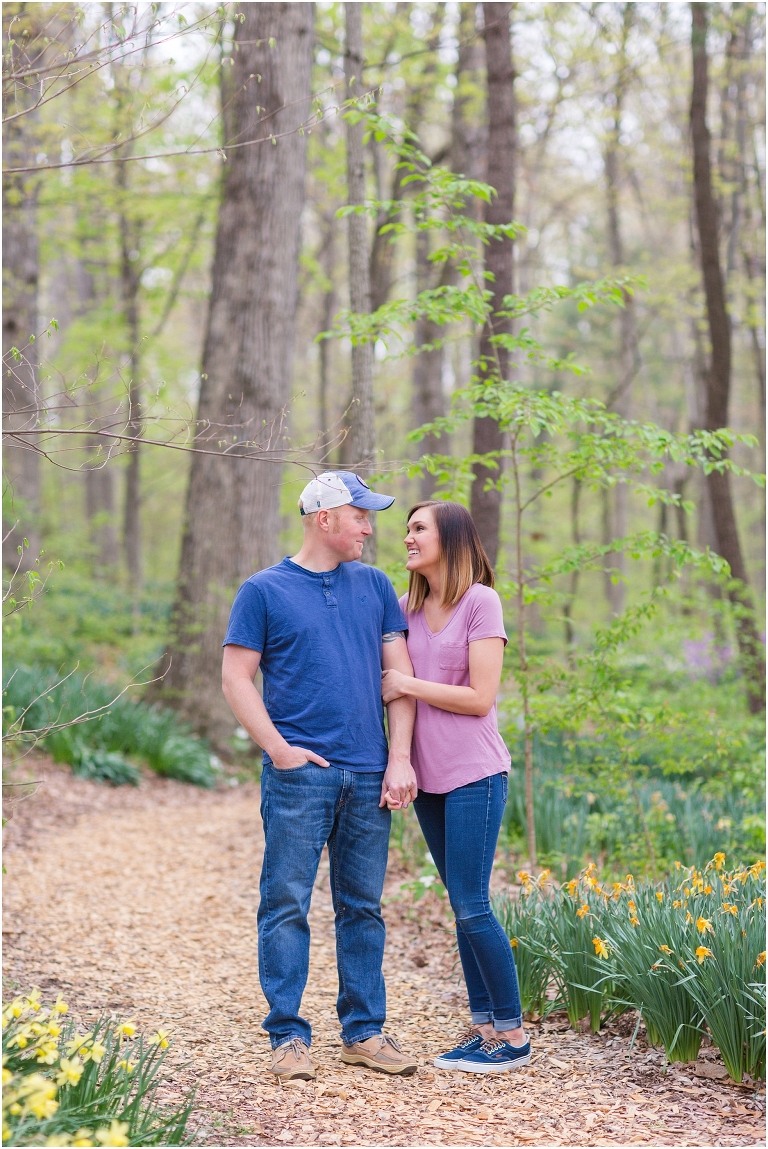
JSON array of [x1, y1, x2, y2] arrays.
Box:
[[222, 471, 419, 1081]]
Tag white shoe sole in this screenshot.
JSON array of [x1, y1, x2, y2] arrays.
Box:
[[434, 1055, 468, 1069], [454, 1051, 531, 1073]]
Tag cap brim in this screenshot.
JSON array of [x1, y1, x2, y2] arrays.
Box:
[[350, 492, 395, 511]]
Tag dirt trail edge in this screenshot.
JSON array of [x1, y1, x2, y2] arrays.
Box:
[[3, 763, 765, 1147]]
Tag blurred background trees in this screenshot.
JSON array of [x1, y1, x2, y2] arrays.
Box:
[[3, 2, 765, 872]]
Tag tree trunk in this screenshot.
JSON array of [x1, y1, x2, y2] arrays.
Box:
[[2, 4, 41, 570], [471, 2, 515, 569], [160, 3, 314, 746], [412, 231, 449, 499], [601, 4, 638, 616], [317, 211, 336, 442], [117, 166, 143, 595], [690, 3, 764, 713]]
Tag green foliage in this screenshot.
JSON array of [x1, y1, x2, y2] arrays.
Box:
[[3, 665, 219, 789], [2, 989, 193, 1146], [493, 858, 766, 1078]]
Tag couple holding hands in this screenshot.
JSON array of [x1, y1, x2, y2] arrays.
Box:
[[222, 472, 529, 1081]]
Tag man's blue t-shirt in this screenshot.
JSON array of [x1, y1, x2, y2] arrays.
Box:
[[223, 557, 407, 772]]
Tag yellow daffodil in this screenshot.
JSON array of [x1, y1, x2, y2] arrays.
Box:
[[564, 879, 579, 898], [35, 1040, 60, 1066], [721, 903, 738, 916], [44, 1136, 72, 1147], [72, 1132, 94, 1148], [25, 990, 42, 1012], [52, 996, 68, 1015], [749, 861, 765, 877], [56, 1057, 84, 1088], [65, 1034, 92, 1057], [9, 1103, 22, 1116], [119, 1059, 136, 1074], [576, 904, 589, 918], [118, 1022, 136, 1039], [696, 916, 714, 935], [751, 897, 764, 910], [629, 916, 639, 927], [713, 852, 725, 870], [703, 885, 712, 894], [656, 891, 664, 902], [685, 911, 693, 925], [628, 900, 637, 913], [539, 868, 551, 882], [509, 938, 518, 948], [148, 1029, 169, 1050], [683, 887, 691, 898], [756, 952, 766, 968], [95, 1120, 130, 1147], [695, 946, 713, 964], [517, 871, 531, 886], [658, 945, 672, 955], [673, 899, 683, 909], [88, 1041, 106, 1065], [2, 1067, 13, 1085], [593, 937, 609, 959], [47, 1022, 61, 1037], [25, 1078, 58, 1120]]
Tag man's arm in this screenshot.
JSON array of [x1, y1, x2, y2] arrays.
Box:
[[380, 632, 417, 809], [222, 645, 329, 769]]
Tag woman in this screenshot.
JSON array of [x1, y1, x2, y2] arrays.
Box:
[[381, 500, 530, 1074]]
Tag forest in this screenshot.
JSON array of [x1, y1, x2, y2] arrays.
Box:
[[2, 4, 767, 1145], [3, 1, 766, 874]]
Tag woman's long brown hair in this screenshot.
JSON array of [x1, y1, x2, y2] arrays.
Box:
[[406, 500, 494, 613]]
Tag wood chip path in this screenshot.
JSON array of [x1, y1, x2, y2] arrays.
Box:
[[3, 762, 765, 1147]]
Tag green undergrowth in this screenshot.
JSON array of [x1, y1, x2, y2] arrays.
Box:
[[3, 665, 219, 788]]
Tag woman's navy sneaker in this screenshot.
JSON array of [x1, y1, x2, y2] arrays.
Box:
[[433, 1030, 484, 1069], [455, 1037, 531, 1073]]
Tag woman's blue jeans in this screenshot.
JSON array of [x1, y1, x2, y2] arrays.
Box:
[[258, 762, 390, 1049], [414, 772, 522, 1031]]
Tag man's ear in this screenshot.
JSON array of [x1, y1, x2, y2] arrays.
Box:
[[316, 508, 331, 533]]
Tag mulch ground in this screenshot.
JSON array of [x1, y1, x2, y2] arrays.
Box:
[[2, 759, 765, 1148]]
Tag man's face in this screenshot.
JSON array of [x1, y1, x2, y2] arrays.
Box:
[[324, 503, 372, 560]]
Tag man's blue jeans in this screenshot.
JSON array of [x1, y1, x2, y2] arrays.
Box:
[[414, 772, 523, 1031], [258, 762, 390, 1049]]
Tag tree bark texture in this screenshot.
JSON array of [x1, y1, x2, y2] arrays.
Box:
[[690, 3, 764, 713], [602, 4, 638, 615], [2, 4, 41, 570], [471, 2, 515, 569], [117, 162, 143, 594], [161, 3, 314, 744], [344, 2, 375, 475]]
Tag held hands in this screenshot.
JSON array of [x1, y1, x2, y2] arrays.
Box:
[[379, 756, 418, 810], [381, 667, 413, 705], [270, 743, 330, 770]]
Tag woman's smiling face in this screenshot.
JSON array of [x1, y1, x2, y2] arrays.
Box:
[[404, 505, 441, 572]]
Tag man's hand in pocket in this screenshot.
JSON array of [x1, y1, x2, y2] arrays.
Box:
[[270, 744, 330, 770]]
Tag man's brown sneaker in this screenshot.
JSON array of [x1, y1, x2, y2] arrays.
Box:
[[340, 1034, 418, 1075], [270, 1038, 316, 1081]]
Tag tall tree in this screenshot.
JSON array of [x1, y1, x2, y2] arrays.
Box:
[[344, 3, 376, 485], [690, 2, 764, 713], [601, 2, 639, 615], [470, 1, 515, 568], [2, 3, 42, 570], [161, 3, 314, 745]]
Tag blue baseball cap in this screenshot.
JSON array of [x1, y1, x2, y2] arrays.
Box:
[[298, 471, 395, 514]]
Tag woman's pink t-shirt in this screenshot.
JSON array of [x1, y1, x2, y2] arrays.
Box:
[[399, 582, 511, 794]]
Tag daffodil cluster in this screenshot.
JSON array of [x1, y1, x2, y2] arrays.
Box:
[[493, 854, 766, 1082], [2, 991, 190, 1147]]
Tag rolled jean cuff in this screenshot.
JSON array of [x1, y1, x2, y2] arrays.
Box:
[[470, 1011, 492, 1025], [493, 1015, 523, 1032]]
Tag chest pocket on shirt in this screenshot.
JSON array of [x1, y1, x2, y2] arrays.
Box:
[[439, 641, 469, 671]]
